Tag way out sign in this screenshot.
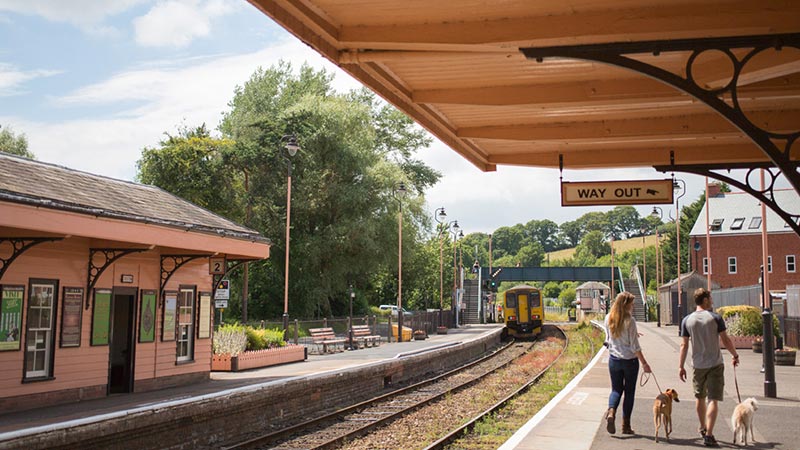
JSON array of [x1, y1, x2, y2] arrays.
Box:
[[561, 179, 674, 206]]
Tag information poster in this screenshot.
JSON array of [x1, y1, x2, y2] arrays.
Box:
[[91, 289, 112, 346], [198, 292, 211, 339], [162, 292, 177, 341], [0, 285, 24, 351], [60, 287, 83, 347], [139, 290, 157, 343]]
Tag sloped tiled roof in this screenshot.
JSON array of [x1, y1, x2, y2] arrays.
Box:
[[0, 152, 267, 243], [689, 190, 800, 237], [576, 281, 609, 291]]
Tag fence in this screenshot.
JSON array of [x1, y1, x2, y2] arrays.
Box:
[[712, 285, 761, 308]]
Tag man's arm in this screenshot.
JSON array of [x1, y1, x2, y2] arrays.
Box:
[[679, 336, 690, 382], [719, 330, 740, 366]]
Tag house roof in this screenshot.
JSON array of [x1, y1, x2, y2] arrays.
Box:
[[659, 270, 721, 290], [0, 152, 268, 244], [688, 190, 800, 237]]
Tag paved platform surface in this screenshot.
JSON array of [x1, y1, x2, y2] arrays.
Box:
[[502, 321, 799, 450], [0, 325, 498, 438]]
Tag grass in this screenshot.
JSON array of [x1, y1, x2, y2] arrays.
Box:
[[546, 234, 660, 262]]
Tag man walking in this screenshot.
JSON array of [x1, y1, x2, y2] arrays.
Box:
[[679, 288, 740, 447]]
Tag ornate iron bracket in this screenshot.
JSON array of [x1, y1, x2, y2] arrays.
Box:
[[87, 248, 148, 309], [0, 237, 63, 282], [161, 255, 210, 292], [655, 163, 800, 235], [211, 259, 256, 299], [521, 33, 800, 236]]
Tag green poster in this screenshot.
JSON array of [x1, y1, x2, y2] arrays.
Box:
[[0, 286, 24, 351], [91, 289, 111, 346], [139, 290, 156, 343]]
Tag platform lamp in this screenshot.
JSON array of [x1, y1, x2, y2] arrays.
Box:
[[673, 178, 686, 333], [451, 227, 464, 327], [434, 208, 458, 328], [348, 284, 355, 350], [393, 182, 408, 342], [282, 134, 300, 334], [651, 207, 664, 327]]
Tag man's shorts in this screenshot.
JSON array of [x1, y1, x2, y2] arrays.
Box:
[[693, 364, 725, 400]]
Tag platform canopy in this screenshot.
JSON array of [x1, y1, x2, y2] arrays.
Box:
[[248, 0, 800, 232]]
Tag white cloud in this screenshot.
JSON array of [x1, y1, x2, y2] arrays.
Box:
[[11, 40, 360, 181], [0, 0, 145, 31], [0, 63, 61, 96], [133, 0, 237, 48]]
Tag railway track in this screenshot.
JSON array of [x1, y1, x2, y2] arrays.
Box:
[[225, 326, 566, 450], [423, 324, 577, 449]]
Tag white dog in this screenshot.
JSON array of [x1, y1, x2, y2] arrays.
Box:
[[731, 397, 758, 446]]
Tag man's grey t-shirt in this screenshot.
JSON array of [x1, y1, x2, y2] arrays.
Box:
[[680, 309, 725, 369]]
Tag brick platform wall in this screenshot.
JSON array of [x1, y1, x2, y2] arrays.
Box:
[[3, 329, 501, 450]]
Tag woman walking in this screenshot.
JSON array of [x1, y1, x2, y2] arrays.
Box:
[[604, 291, 651, 434]]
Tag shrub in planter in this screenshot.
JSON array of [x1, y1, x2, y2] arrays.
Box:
[[212, 323, 247, 356], [717, 305, 780, 338]]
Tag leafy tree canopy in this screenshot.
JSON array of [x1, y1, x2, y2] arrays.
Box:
[[0, 125, 35, 159]]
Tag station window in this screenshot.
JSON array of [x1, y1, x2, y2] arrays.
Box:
[[176, 286, 196, 362], [730, 217, 745, 230], [768, 256, 772, 273], [788, 255, 797, 273], [749, 217, 762, 229], [24, 279, 59, 380], [710, 218, 724, 231], [728, 257, 737, 274], [703, 257, 711, 275]]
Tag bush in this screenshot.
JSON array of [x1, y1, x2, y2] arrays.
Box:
[[716, 305, 780, 338], [245, 327, 286, 351], [213, 323, 247, 356]]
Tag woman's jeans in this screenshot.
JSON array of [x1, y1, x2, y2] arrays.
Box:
[[608, 355, 639, 419]]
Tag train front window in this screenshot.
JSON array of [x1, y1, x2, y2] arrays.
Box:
[[530, 291, 541, 308], [506, 294, 517, 308]]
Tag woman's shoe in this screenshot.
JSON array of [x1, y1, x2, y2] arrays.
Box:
[[621, 417, 635, 435], [604, 408, 616, 434], [703, 434, 719, 447]]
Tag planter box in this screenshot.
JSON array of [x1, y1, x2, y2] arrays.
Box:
[[436, 327, 448, 335], [212, 345, 306, 372], [775, 350, 796, 366], [721, 336, 757, 349]]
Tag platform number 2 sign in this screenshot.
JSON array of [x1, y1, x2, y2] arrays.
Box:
[[209, 257, 226, 275]]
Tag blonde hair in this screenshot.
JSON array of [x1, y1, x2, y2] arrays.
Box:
[[608, 291, 635, 339]]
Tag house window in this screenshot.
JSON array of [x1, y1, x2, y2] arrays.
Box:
[[176, 287, 195, 362], [25, 279, 59, 380], [730, 217, 745, 230], [788, 255, 797, 273], [728, 257, 737, 274], [703, 257, 711, 275], [768, 256, 772, 273], [710, 218, 724, 231], [749, 217, 762, 229]]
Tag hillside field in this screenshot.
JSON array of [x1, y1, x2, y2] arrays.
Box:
[[546, 235, 660, 262]]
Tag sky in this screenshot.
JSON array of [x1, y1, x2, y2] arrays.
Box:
[[0, 0, 711, 235]]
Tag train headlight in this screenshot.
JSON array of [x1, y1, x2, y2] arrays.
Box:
[[532, 315, 540, 319], [508, 315, 517, 321]]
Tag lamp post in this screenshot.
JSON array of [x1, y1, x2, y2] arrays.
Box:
[[348, 284, 355, 350], [651, 207, 664, 327], [641, 228, 647, 310], [452, 227, 464, 327], [673, 178, 686, 331], [393, 182, 407, 342], [434, 208, 458, 327], [282, 134, 300, 334]]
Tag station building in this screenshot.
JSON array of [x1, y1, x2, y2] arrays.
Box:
[[0, 153, 269, 411], [687, 185, 800, 291]]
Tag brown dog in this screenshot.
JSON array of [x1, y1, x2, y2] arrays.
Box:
[[653, 388, 680, 442]]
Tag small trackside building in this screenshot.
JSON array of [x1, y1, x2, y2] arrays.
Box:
[[0, 153, 270, 411]]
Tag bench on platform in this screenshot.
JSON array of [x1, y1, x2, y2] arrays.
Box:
[[309, 327, 346, 354], [351, 324, 381, 348]]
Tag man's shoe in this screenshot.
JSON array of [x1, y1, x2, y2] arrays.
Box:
[[703, 434, 719, 447], [699, 427, 706, 437]]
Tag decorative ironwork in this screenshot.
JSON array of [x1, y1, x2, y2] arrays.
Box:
[[160, 254, 210, 292], [87, 248, 147, 309], [211, 259, 256, 298], [522, 33, 800, 236], [0, 237, 62, 282]]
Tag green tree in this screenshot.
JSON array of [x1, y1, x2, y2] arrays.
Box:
[[515, 243, 545, 267], [559, 219, 583, 247], [558, 286, 576, 308], [575, 230, 611, 263], [524, 219, 561, 252], [0, 125, 35, 159], [607, 206, 642, 239]]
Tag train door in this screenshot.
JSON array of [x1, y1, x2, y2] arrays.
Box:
[[518, 292, 530, 324]]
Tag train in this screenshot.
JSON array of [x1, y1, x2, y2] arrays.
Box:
[[499, 284, 544, 339]]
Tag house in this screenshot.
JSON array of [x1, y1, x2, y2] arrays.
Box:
[[658, 271, 721, 326], [688, 185, 800, 291], [575, 281, 610, 312], [0, 153, 270, 411]]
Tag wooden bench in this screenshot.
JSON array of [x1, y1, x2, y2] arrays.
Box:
[[309, 327, 347, 354], [351, 324, 381, 348]]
